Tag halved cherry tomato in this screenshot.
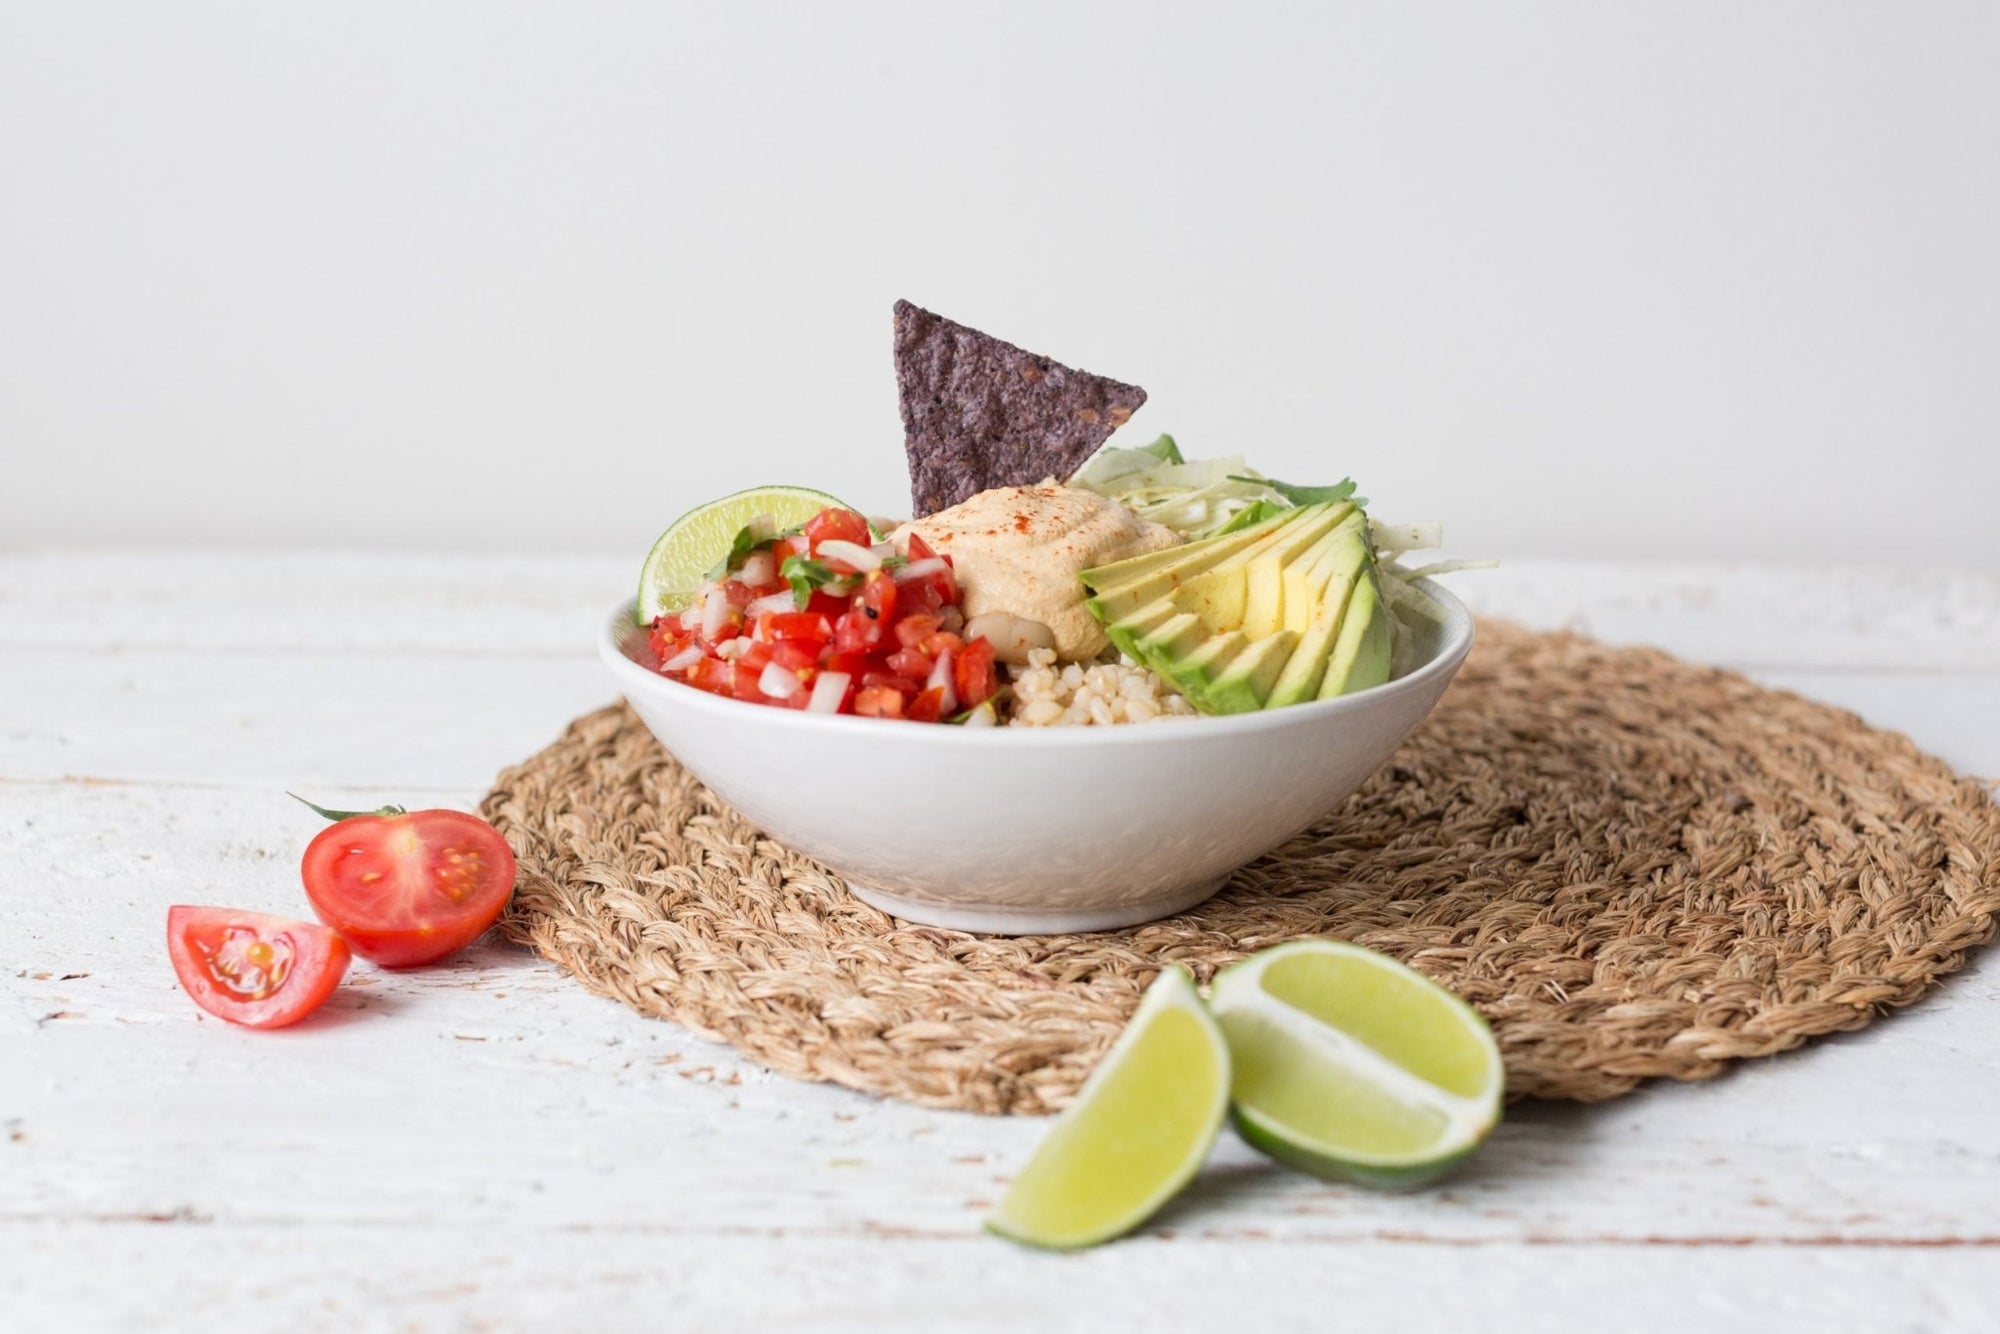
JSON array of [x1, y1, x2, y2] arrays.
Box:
[[167, 905, 350, 1028], [296, 798, 517, 968]]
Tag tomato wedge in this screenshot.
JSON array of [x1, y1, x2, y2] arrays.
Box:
[[294, 797, 517, 968], [167, 905, 351, 1029]]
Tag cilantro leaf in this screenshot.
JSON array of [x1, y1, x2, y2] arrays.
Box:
[[708, 524, 762, 580], [780, 555, 838, 609]]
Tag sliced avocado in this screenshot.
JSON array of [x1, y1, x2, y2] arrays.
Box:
[[1317, 566, 1393, 698], [1265, 611, 1340, 707], [1189, 630, 1300, 714], [1152, 629, 1250, 699], [1079, 506, 1296, 598], [1082, 492, 1389, 716], [1243, 508, 1365, 640], [1266, 528, 1372, 707], [1168, 501, 1349, 631], [1103, 598, 1183, 662], [1088, 506, 1320, 628], [1133, 610, 1212, 666], [1237, 504, 1356, 639], [1281, 515, 1367, 636]]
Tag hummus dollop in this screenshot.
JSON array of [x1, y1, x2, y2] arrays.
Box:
[[893, 485, 1182, 661]]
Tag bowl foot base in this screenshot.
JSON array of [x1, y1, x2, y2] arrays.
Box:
[[841, 874, 1233, 936]]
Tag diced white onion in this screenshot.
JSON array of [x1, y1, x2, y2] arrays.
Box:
[[758, 662, 803, 700], [660, 645, 704, 673], [714, 637, 749, 661], [893, 557, 947, 584], [870, 542, 898, 561], [816, 539, 882, 572], [927, 648, 958, 715], [679, 602, 702, 632], [738, 552, 776, 587], [962, 700, 998, 727], [747, 591, 796, 620], [700, 589, 730, 641], [807, 670, 850, 714]]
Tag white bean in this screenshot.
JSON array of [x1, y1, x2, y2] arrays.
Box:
[[963, 611, 1058, 665]]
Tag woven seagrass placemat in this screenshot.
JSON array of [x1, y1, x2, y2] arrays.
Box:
[[482, 621, 2000, 1113]]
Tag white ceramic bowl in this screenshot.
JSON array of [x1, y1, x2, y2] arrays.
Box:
[[601, 584, 1474, 935]]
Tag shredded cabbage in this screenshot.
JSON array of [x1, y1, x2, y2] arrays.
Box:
[[1073, 437, 1288, 538]]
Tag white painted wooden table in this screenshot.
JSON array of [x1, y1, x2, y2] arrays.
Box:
[[6, 553, 1999, 1333]]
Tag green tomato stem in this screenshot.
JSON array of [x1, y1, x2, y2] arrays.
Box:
[[288, 792, 408, 823]]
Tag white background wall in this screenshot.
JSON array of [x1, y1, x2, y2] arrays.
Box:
[[3, 3, 1995, 566]]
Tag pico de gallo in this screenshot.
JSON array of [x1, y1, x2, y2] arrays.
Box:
[[646, 505, 1002, 723]]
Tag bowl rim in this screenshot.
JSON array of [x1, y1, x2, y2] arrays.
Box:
[[601, 578, 1475, 746]]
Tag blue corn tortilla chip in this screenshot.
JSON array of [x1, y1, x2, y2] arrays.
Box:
[[894, 300, 1147, 517]]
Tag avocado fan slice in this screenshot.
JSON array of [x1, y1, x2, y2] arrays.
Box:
[[1265, 519, 1373, 708], [1317, 564, 1393, 699], [1082, 499, 1389, 714]]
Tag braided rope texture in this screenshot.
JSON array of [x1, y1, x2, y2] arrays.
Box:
[[483, 622, 2000, 1114]]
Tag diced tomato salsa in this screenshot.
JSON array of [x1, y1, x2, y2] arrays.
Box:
[[646, 507, 1001, 722]]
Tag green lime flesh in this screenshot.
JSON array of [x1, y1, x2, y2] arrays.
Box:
[[987, 967, 1231, 1250], [1209, 940, 1503, 1189], [635, 485, 853, 625]]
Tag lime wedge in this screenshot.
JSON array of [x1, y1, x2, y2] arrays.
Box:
[[1209, 939, 1503, 1189], [988, 966, 1230, 1250], [635, 485, 854, 624]]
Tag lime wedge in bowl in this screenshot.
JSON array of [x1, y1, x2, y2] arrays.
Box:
[[635, 485, 855, 624], [988, 965, 1230, 1250], [1209, 939, 1503, 1189]]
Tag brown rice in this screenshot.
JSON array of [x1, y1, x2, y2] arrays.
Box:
[[1002, 647, 1199, 727]]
